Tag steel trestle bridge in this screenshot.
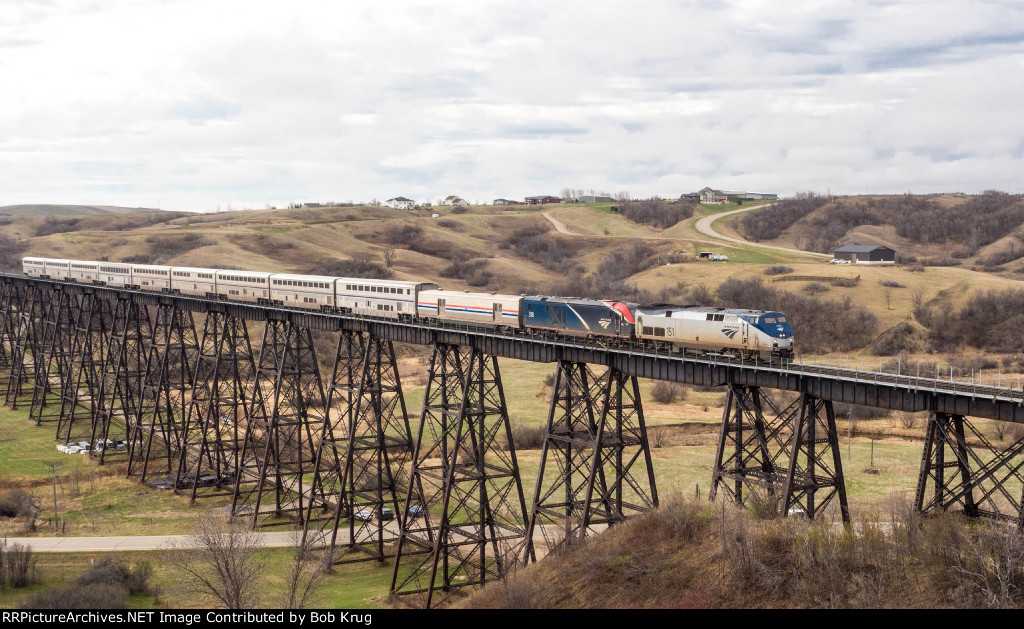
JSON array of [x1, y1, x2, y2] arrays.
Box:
[[3, 273, 1024, 607]]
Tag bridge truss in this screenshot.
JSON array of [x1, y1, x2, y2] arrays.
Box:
[[4, 274, 1024, 606]]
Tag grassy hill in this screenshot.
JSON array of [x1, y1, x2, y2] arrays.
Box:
[[3, 196, 1024, 368], [0, 204, 163, 219]]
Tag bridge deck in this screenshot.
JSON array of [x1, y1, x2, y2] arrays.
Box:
[[4, 273, 1022, 422]]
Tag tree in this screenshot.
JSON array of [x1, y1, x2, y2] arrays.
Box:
[[166, 514, 266, 609], [383, 246, 397, 269], [280, 531, 329, 609]]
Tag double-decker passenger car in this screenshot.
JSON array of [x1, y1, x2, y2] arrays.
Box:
[[269, 274, 338, 311], [69, 261, 99, 283], [170, 267, 217, 298], [23, 257, 45, 278], [130, 264, 172, 291], [98, 262, 132, 287], [215, 270, 271, 304], [337, 278, 435, 318]]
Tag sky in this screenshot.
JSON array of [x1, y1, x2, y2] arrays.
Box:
[[1, 0, 1022, 212]]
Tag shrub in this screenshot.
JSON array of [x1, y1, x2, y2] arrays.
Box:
[[143, 233, 214, 263], [878, 280, 905, 288], [651, 381, 686, 404], [316, 255, 393, 279], [77, 556, 153, 594], [439, 258, 490, 286], [0, 540, 37, 589], [0, 490, 39, 519], [120, 253, 153, 264], [740, 192, 828, 242], [21, 582, 128, 609], [618, 198, 695, 229], [802, 282, 829, 294], [509, 422, 547, 450], [763, 265, 794, 276], [0, 235, 27, 271], [35, 217, 81, 237], [831, 278, 857, 288]]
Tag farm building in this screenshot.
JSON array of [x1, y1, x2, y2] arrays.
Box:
[[493, 198, 521, 205], [833, 244, 896, 264], [578, 195, 614, 203]]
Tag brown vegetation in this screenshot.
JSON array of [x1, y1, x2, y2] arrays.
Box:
[[464, 495, 1024, 609], [618, 197, 695, 229]]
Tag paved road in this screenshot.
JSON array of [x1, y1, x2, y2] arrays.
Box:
[[3, 532, 300, 553], [5, 526, 562, 553], [693, 204, 832, 259]]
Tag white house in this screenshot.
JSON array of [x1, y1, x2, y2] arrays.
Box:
[[384, 197, 417, 210], [440, 195, 469, 207]]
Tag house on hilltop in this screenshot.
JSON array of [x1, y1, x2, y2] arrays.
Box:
[[493, 198, 520, 205], [441, 195, 469, 207], [525, 195, 561, 205], [384, 197, 417, 210], [699, 187, 728, 203]]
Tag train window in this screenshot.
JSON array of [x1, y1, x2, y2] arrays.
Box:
[[706, 314, 713, 321], [777, 316, 787, 322], [764, 317, 776, 323]]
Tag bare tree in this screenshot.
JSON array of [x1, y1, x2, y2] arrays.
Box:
[[166, 513, 266, 609], [383, 246, 397, 269], [281, 531, 329, 609], [560, 188, 573, 202]]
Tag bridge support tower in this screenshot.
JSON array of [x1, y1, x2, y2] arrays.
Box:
[[390, 344, 530, 608]]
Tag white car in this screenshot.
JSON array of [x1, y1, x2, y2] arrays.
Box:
[[829, 258, 851, 264]]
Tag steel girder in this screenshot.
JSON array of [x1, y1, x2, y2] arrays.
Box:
[[303, 332, 415, 563], [780, 395, 850, 522], [174, 311, 256, 500], [524, 361, 659, 559], [5, 283, 47, 409], [28, 287, 75, 425], [55, 292, 112, 447], [232, 319, 326, 527], [710, 384, 797, 505], [915, 412, 1024, 526], [391, 345, 530, 609]]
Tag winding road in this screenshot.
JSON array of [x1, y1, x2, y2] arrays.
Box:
[[693, 204, 832, 259]]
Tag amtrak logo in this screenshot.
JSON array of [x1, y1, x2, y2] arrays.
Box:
[[721, 327, 739, 339], [599, 318, 611, 329]]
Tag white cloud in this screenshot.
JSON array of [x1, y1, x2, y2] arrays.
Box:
[[0, 0, 1022, 210]]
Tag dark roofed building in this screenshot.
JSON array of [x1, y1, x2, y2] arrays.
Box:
[[524, 195, 561, 205], [833, 244, 896, 264]]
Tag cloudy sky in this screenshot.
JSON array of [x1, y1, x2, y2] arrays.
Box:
[[1, 0, 1022, 211]]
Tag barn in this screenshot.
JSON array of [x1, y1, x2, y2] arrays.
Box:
[[833, 244, 896, 264]]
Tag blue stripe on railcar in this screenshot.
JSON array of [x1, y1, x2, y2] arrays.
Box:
[[522, 297, 633, 338]]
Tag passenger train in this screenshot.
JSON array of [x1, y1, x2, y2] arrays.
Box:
[[22, 257, 794, 359]]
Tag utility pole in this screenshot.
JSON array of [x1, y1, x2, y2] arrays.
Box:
[[44, 461, 61, 528]]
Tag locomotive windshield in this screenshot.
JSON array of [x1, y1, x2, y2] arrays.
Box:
[[743, 312, 793, 338]]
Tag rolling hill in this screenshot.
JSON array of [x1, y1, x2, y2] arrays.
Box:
[[0, 204, 162, 219]]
